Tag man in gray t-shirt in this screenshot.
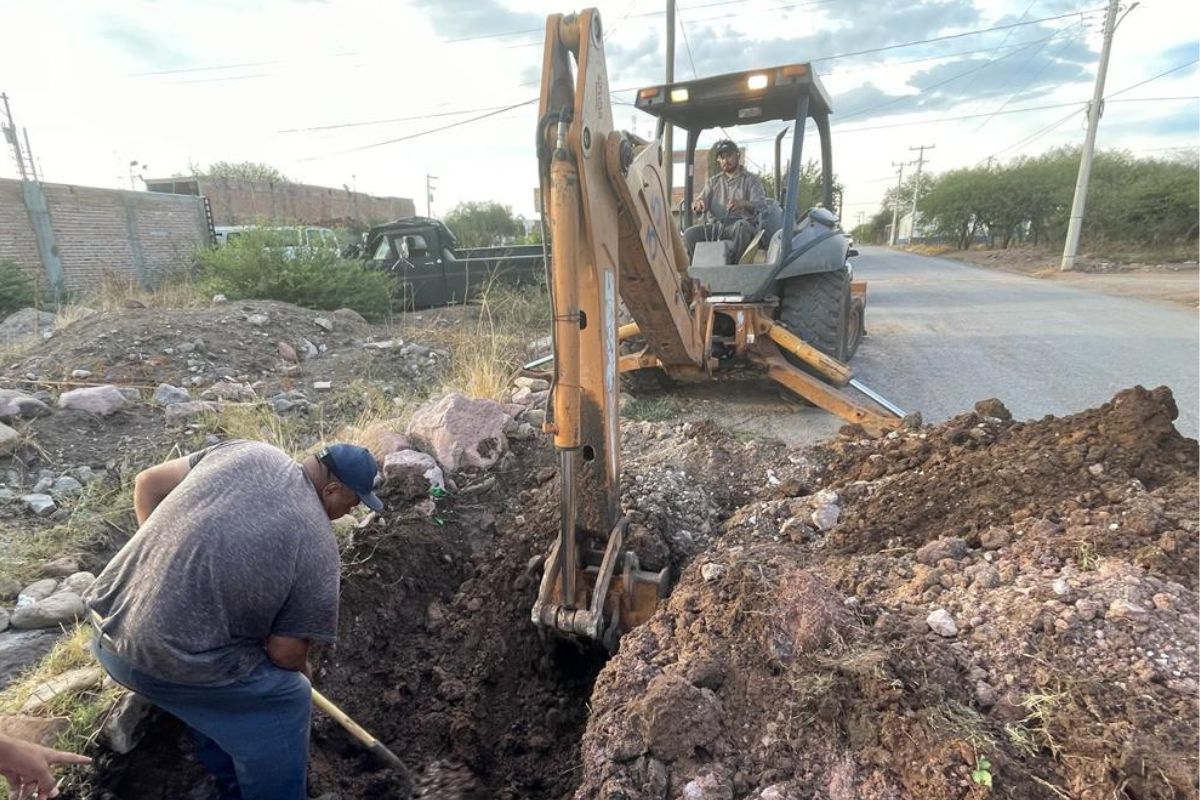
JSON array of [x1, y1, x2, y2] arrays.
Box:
[[85, 439, 382, 800]]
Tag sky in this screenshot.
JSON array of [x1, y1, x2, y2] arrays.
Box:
[[0, 0, 1196, 225]]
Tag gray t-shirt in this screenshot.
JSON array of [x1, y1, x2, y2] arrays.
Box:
[[85, 440, 340, 686]]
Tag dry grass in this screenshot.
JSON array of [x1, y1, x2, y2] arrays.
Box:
[[0, 624, 122, 798], [70, 270, 207, 313], [434, 283, 550, 402]]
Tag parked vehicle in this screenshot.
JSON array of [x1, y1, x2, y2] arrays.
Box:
[[359, 216, 546, 308], [213, 225, 341, 256]]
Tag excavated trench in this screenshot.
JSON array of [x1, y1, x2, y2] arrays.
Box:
[[81, 424, 770, 799]]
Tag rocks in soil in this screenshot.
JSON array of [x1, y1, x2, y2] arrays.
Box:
[[57, 385, 129, 415], [0, 630, 62, 689], [165, 400, 221, 423], [382, 450, 446, 500], [21, 493, 56, 516], [407, 393, 511, 473], [101, 691, 157, 754], [577, 386, 1198, 800], [152, 383, 191, 406], [10, 591, 85, 629], [0, 308, 56, 343], [0, 389, 52, 420], [38, 558, 81, 578], [925, 608, 958, 636], [0, 422, 16, 455]]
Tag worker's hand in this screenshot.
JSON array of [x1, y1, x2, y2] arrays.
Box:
[[692, 198, 706, 214], [0, 734, 90, 799], [726, 198, 745, 213]]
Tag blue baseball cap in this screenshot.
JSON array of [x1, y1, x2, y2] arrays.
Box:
[[318, 444, 383, 512]]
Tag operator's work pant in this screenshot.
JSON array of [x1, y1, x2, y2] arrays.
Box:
[[94, 640, 311, 800], [683, 219, 757, 262]]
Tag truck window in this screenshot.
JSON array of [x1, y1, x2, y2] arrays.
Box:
[[405, 234, 429, 257], [372, 238, 393, 261]]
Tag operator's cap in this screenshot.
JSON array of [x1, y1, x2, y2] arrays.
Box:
[[713, 139, 739, 155], [319, 444, 384, 511]]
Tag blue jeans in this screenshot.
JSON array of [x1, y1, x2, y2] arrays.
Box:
[[94, 640, 311, 800]]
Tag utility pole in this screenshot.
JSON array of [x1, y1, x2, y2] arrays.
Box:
[[664, 0, 675, 208], [888, 160, 908, 246], [1060, 0, 1121, 271], [425, 174, 437, 218], [1, 92, 29, 181], [908, 144, 934, 242], [22, 128, 38, 182]]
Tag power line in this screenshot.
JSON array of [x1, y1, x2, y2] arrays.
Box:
[[296, 98, 537, 162], [968, 20, 1089, 133], [278, 104, 521, 133], [838, 26, 1069, 123], [1104, 56, 1199, 99]]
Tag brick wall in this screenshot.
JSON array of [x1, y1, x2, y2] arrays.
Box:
[[0, 180, 44, 287], [146, 176, 415, 227], [0, 177, 210, 294]]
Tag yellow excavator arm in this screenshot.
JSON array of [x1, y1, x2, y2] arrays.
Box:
[[531, 9, 902, 648]]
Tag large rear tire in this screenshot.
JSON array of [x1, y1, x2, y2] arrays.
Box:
[[778, 267, 851, 362]]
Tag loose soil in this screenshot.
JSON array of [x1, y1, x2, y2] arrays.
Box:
[[4, 302, 1195, 800]]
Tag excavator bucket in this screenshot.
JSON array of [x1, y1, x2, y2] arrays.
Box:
[[532, 516, 669, 651]]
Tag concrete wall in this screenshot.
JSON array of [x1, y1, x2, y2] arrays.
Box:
[[0, 178, 210, 294], [146, 176, 415, 227]]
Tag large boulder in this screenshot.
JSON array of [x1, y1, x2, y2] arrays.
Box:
[[57, 385, 128, 416], [0, 630, 62, 688], [406, 394, 511, 474], [9, 592, 85, 630], [0, 389, 52, 421], [0, 308, 55, 343], [382, 450, 446, 500]]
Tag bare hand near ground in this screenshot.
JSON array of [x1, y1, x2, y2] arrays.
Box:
[[0, 735, 90, 799]]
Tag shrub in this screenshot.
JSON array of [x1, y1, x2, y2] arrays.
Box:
[[196, 230, 398, 320], [0, 260, 36, 315]]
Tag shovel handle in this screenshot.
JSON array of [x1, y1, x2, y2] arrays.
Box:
[[311, 687, 406, 771]]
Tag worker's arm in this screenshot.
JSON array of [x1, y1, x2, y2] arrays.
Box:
[[132, 456, 193, 525], [264, 635, 310, 673]]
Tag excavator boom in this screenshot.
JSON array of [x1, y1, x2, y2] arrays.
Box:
[[532, 9, 903, 648]]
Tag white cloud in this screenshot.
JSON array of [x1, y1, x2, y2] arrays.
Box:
[[1, 0, 1195, 223]]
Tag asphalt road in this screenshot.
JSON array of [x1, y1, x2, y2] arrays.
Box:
[[848, 246, 1199, 438]]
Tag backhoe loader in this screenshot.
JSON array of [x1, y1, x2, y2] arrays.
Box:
[[530, 9, 905, 650]]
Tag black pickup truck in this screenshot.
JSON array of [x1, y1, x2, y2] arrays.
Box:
[[358, 217, 546, 309]]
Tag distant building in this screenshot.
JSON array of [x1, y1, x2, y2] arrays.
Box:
[[145, 175, 414, 229]]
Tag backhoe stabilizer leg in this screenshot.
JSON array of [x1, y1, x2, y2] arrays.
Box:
[[756, 347, 902, 432], [764, 322, 852, 386]]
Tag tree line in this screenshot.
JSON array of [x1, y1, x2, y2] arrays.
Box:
[[853, 147, 1199, 255]]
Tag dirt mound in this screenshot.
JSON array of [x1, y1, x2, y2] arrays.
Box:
[[579, 386, 1198, 800], [3, 300, 435, 399], [824, 386, 1197, 587]]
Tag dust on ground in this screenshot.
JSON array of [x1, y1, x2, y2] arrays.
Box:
[[917, 246, 1199, 308]]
